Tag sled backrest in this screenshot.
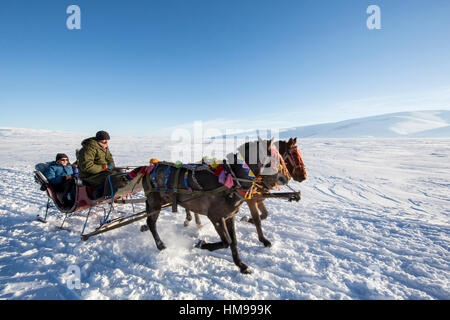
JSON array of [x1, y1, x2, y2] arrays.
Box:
[[35, 162, 51, 174], [34, 170, 48, 185], [34, 162, 53, 188]]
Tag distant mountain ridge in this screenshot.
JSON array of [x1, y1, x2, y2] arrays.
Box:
[[223, 110, 450, 139], [279, 110, 450, 138], [2, 110, 450, 139]]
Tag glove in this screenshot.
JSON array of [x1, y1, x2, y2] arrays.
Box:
[[73, 168, 79, 178], [103, 163, 115, 170]]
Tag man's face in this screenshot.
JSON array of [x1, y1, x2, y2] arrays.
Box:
[[98, 140, 108, 148]]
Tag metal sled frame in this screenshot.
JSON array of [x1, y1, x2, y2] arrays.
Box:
[[34, 168, 148, 239]]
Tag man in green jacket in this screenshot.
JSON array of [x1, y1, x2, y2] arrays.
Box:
[[78, 131, 116, 192]]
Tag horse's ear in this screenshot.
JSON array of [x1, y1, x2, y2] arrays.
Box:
[[288, 137, 295, 148], [294, 137, 297, 144]]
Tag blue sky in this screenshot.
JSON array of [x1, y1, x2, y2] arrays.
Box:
[[1, 0, 449, 136]]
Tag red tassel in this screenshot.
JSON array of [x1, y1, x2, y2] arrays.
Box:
[[128, 171, 138, 179], [214, 165, 224, 176]]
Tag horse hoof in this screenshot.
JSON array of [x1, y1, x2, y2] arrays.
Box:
[[140, 225, 149, 232], [157, 242, 167, 251], [240, 266, 252, 274], [183, 220, 190, 227], [262, 239, 272, 247], [196, 224, 203, 229], [240, 216, 249, 222], [195, 240, 204, 248]]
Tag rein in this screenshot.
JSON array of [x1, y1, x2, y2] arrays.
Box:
[[233, 146, 289, 199]]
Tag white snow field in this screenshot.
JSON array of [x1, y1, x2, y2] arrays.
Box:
[[0, 127, 449, 300]]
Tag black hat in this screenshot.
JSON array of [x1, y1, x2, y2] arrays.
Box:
[[95, 130, 110, 141], [56, 153, 69, 161]]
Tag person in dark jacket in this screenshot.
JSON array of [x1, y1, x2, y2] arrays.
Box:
[[43, 153, 74, 205], [78, 131, 116, 198]]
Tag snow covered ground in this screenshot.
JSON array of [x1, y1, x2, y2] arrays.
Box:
[[0, 128, 449, 299]]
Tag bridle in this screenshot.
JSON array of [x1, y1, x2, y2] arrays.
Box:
[[269, 146, 290, 180], [283, 146, 307, 178], [234, 145, 290, 198]]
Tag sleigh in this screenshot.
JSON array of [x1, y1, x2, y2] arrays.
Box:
[[34, 162, 150, 240]]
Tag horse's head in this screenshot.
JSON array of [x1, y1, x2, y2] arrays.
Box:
[[278, 137, 307, 183], [235, 138, 290, 188]]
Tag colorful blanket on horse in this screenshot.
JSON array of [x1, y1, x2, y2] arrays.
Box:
[[124, 156, 265, 199]]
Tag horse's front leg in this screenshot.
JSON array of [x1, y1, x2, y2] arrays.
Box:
[[242, 199, 269, 224], [195, 217, 230, 251], [241, 199, 257, 223], [226, 216, 252, 274], [248, 200, 271, 247], [257, 200, 269, 220], [145, 196, 166, 251]]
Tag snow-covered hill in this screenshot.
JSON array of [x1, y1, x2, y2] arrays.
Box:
[[280, 110, 450, 138], [0, 127, 449, 299], [219, 110, 450, 139]]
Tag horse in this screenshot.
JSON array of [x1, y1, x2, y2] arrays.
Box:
[[141, 138, 290, 274], [184, 137, 307, 247]]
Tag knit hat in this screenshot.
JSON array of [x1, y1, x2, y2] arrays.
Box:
[[56, 153, 69, 161], [95, 130, 110, 141]]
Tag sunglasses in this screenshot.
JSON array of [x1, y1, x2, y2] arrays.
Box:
[[59, 159, 69, 162]]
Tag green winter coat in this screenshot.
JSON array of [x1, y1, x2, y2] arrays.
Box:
[[78, 137, 115, 186]]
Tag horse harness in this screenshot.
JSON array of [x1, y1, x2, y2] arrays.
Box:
[[140, 148, 289, 212]]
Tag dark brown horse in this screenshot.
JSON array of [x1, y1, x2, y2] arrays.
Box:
[[185, 138, 307, 247], [141, 139, 290, 274]]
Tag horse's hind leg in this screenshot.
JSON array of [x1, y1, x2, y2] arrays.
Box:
[[184, 210, 202, 228], [226, 217, 251, 274], [145, 197, 166, 251], [194, 213, 202, 228]]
